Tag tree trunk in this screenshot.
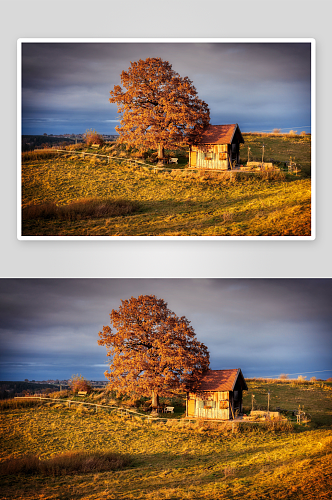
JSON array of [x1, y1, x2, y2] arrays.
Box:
[[151, 390, 159, 409], [157, 144, 164, 162]]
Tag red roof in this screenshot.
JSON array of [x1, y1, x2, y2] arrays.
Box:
[[198, 124, 244, 145], [195, 369, 247, 392]]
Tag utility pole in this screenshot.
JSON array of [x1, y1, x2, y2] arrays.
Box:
[[251, 394, 255, 412], [267, 391, 270, 414], [248, 147, 250, 163], [261, 143, 265, 168]]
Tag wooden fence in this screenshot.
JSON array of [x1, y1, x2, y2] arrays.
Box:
[[14, 396, 184, 423], [54, 149, 180, 173]]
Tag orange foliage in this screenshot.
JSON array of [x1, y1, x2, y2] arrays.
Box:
[[83, 129, 104, 146], [68, 374, 92, 394], [109, 58, 210, 158], [98, 295, 210, 406]]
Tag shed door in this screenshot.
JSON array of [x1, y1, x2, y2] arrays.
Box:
[[191, 152, 197, 167], [188, 399, 196, 417]]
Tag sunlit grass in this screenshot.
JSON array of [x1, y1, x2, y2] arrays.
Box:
[[21, 153, 311, 236], [0, 404, 331, 499], [1, 379, 331, 499]]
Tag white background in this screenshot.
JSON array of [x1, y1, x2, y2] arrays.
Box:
[[1, 0, 331, 278]]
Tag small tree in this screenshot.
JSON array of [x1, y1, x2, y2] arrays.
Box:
[[83, 129, 104, 147], [109, 58, 210, 162], [98, 295, 210, 408], [69, 374, 92, 394]]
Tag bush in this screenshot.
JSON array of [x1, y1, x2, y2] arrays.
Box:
[[83, 129, 104, 147], [68, 375, 92, 394]]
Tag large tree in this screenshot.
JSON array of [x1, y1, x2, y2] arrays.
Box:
[[98, 295, 210, 408], [109, 58, 210, 161]]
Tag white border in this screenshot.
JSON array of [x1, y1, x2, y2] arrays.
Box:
[[17, 38, 316, 241]]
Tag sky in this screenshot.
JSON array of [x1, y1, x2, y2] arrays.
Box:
[[0, 278, 331, 382], [20, 40, 313, 136]]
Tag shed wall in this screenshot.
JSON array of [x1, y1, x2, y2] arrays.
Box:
[[187, 391, 231, 420], [191, 144, 229, 170]]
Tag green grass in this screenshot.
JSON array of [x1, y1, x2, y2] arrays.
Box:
[[242, 133, 311, 175], [21, 135, 312, 236], [243, 379, 332, 427], [0, 380, 331, 499]]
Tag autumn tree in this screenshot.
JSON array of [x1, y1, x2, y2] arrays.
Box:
[[98, 295, 210, 408], [109, 58, 210, 162]]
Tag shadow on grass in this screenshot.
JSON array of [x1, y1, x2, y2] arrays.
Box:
[[0, 450, 132, 476], [22, 198, 141, 221]]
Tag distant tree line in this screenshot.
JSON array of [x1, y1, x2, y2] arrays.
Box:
[[22, 135, 76, 152], [0, 381, 66, 399]]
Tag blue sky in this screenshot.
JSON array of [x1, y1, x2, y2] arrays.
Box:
[[21, 40, 313, 136], [0, 278, 331, 382]]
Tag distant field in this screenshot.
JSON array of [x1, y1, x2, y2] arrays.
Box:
[[21, 134, 312, 237], [0, 379, 331, 499]]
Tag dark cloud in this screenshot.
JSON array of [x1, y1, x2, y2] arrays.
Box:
[[21, 41, 312, 135], [0, 279, 331, 381]]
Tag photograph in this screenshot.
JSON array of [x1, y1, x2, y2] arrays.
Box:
[[19, 39, 315, 239], [0, 278, 331, 499]]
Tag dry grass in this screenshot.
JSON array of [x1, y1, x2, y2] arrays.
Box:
[[22, 150, 58, 161], [22, 198, 141, 221], [0, 382, 331, 500], [0, 451, 131, 476], [20, 134, 311, 236]]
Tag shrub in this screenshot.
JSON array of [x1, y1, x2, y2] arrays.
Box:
[[83, 129, 104, 147], [68, 375, 92, 394]]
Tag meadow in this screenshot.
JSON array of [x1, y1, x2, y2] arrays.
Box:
[[21, 134, 312, 237], [1, 379, 331, 499]]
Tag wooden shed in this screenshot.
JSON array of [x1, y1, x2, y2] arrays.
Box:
[[186, 369, 248, 420], [190, 124, 244, 170]]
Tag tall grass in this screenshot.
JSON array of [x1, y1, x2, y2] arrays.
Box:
[[22, 150, 58, 161], [0, 451, 131, 476], [22, 198, 141, 221], [0, 398, 41, 410]]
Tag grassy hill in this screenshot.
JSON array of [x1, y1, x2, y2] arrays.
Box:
[[21, 134, 312, 237], [0, 379, 331, 499]]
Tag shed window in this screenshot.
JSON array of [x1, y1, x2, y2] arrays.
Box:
[[219, 152, 227, 160], [204, 400, 216, 408], [219, 400, 229, 409], [205, 152, 213, 161], [197, 400, 204, 409]]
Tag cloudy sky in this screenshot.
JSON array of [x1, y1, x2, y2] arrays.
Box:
[[0, 278, 331, 382], [21, 40, 312, 136]]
